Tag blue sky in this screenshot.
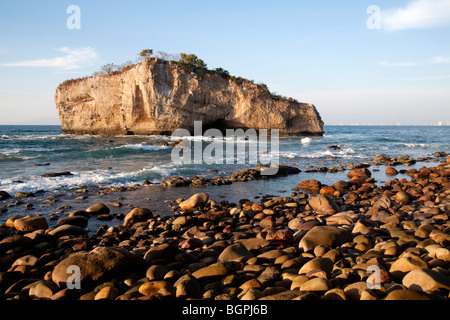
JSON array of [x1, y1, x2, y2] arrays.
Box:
[[0, 0, 449, 125]]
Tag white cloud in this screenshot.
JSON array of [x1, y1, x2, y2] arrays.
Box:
[[0, 47, 98, 70], [431, 55, 450, 63], [382, 0, 450, 31], [379, 60, 418, 67]]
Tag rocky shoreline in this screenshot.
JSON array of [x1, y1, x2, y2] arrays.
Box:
[[0, 154, 449, 301]]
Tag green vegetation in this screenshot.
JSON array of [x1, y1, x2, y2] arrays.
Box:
[[176, 53, 207, 72], [139, 49, 153, 59]]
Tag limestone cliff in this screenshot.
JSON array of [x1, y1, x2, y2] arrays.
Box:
[[55, 58, 324, 136]]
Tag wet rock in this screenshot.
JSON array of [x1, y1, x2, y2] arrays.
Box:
[[14, 192, 34, 198], [297, 180, 321, 193], [308, 195, 340, 215], [13, 215, 48, 232], [394, 191, 410, 204], [123, 207, 153, 227], [47, 224, 87, 238], [57, 216, 88, 228], [41, 171, 73, 178], [86, 203, 110, 215], [0, 191, 11, 200], [347, 168, 371, 180], [0, 235, 33, 252], [385, 167, 398, 176], [179, 193, 209, 210]]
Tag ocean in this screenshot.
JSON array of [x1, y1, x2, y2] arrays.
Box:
[[1, 125, 449, 196], [0, 125, 449, 226]]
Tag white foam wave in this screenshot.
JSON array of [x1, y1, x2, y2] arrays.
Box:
[[401, 143, 428, 148], [301, 137, 311, 146], [0, 164, 179, 194], [119, 144, 171, 151]]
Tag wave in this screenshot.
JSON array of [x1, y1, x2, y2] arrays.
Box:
[[301, 137, 311, 146], [0, 164, 179, 194], [399, 143, 429, 148], [116, 144, 171, 151]]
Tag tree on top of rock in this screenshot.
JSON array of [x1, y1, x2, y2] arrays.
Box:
[[139, 49, 154, 59], [177, 53, 207, 71]]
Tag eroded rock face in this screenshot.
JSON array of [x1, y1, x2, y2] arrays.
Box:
[[55, 58, 324, 136]]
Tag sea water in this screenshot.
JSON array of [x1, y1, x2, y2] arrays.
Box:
[[1, 125, 449, 196]]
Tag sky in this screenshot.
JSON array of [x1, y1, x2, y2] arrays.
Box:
[[0, 0, 449, 125]]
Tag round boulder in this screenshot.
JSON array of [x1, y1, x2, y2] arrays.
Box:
[[123, 207, 153, 227], [299, 226, 352, 252], [52, 246, 144, 287], [13, 215, 48, 232], [179, 193, 209, 210]]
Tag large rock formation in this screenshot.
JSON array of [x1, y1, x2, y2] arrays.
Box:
[[55, 58, 324, 136]]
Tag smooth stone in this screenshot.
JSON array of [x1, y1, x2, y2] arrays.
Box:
[[299, 226, 352, 252], [218, 242, 254, 263], [389, 255, 428, 276], [57, 216, 88, 228], [259, 290, 302, 300], [138, 281, 174, 297], [29, 280, 59, 299], [298, 257, 333, 275], [402, 268, 450, 292], [12, 255, 38, 267], [94, 286, 120, 300], [145, 265, 169, 280], [237, 238, 271, 250], [13, 215, 48, 232], [299, 278, 331, 292], [343, 281, 368, 300], [123, 207, 153, 227], [143, 243, 181, 264], [47, 224, 87, 238], [179, 193, 209, 210], [308, 195, 340, 215], [191, 263, 232, 284], [174, 274, 202, 298], [14, 192, 34, 198], [86, 203, 110, 215], [239, 288, 265, 300], [385, 289, 431, 300], [52, 246, 144, 286], [172, 216, 187, 226], [322, 288, 346, 300]]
